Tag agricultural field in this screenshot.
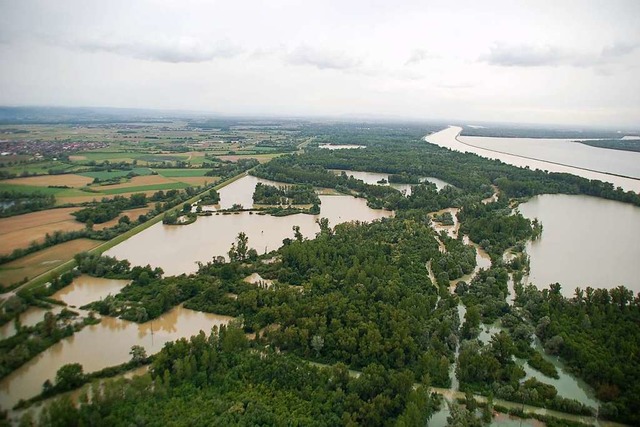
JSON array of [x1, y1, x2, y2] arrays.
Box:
[[0, 204, 154, 256], [1, 174, 93, 188], [0, 208, 84, 255], [0, 238, 101, 287]]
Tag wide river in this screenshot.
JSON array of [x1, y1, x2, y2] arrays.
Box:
[[426, 126, 640, 193]]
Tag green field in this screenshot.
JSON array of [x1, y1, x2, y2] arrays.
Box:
[[97, 182, 189, 195], [74, 151, 144, 161], [80, 168, 154, 180], [137, 154, 189, 162], [0, 184, 66, 195], [2, 161, 77, 175], [154, 168, 210, 177]]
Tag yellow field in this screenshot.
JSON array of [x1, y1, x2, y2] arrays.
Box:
[[0, 239, 102, 288], [2, 174, 93, 188], [0, 208, 85, 255], [0, 205, 153, 255]]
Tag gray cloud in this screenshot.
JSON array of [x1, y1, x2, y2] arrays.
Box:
[[286, 45, 361, 70], [482, 42, 639, 68], [62, 36, 243, 63]]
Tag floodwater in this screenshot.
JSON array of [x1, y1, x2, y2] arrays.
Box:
[[519, 194, 640, 294], [106, 175, 393, 276], [0, 306, 64, 339], [477, 324, 598, 408], [0, 305, 232, 410], [52, 275, 129, 307], [425, 126, 640, 193], [333, 169, 451, 194]]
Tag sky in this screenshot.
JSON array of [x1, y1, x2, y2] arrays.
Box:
[[0, 0, 639, 127]]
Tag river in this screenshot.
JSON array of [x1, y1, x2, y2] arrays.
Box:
[[425, 126, 640, 193], [105, 175, 393, 276], [519, 194, 640, 294]]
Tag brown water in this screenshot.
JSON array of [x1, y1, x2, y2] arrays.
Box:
[[106, 176, 393, 276], [519, 194, 640, 294], [0, 305, 232, 409], [333, 169, 451, 193], [0, 306, 64, 339], [426, 127, 640, 193], [52, 275, 129, 308]]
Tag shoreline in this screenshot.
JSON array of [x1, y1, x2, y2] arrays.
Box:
[[424, 126, 640, 193]]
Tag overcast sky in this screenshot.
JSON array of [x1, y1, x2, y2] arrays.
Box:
[[1, 0, 639, 127]]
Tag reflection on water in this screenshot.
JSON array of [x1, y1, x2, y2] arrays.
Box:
[[106, 176, 393, 276], [0, 305, 232, 409], [426, 127, 640, 192], [519, 194, 640, 294], [475, 324, 598, 407], [332, 169, 451, 194], [0, 306, 64, 339], [520, 361, 598, 408], [52, 275, 129, 307]]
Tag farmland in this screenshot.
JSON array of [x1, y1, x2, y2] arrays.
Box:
[[0, 238, 101, 287], [0, 207, 84, 255], [0, 117, 305, 291]]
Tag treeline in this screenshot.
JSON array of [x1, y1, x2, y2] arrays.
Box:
[[577, 139, 640, 153], [516, 283, 640, 424], [252, 158, 474, 211], [72, 193, 148, 224], [28, 327, 441, 426], [252, 182, 320, 205], [203, 158, 260, 179], [0, 191, 56, 218], [262, 124, 640, 207]]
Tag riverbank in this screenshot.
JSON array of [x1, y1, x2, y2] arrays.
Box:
[[424, 126, 640, 193]]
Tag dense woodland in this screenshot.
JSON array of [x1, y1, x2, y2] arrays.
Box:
[[252, 182, 320, 206], [20, 327, 441, 426]]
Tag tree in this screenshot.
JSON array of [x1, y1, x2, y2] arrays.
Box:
[[130, 345, 147, 364], [229, 232, 250, 261], [311, 335, 324, 357], [55, 363, 85, 391]]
